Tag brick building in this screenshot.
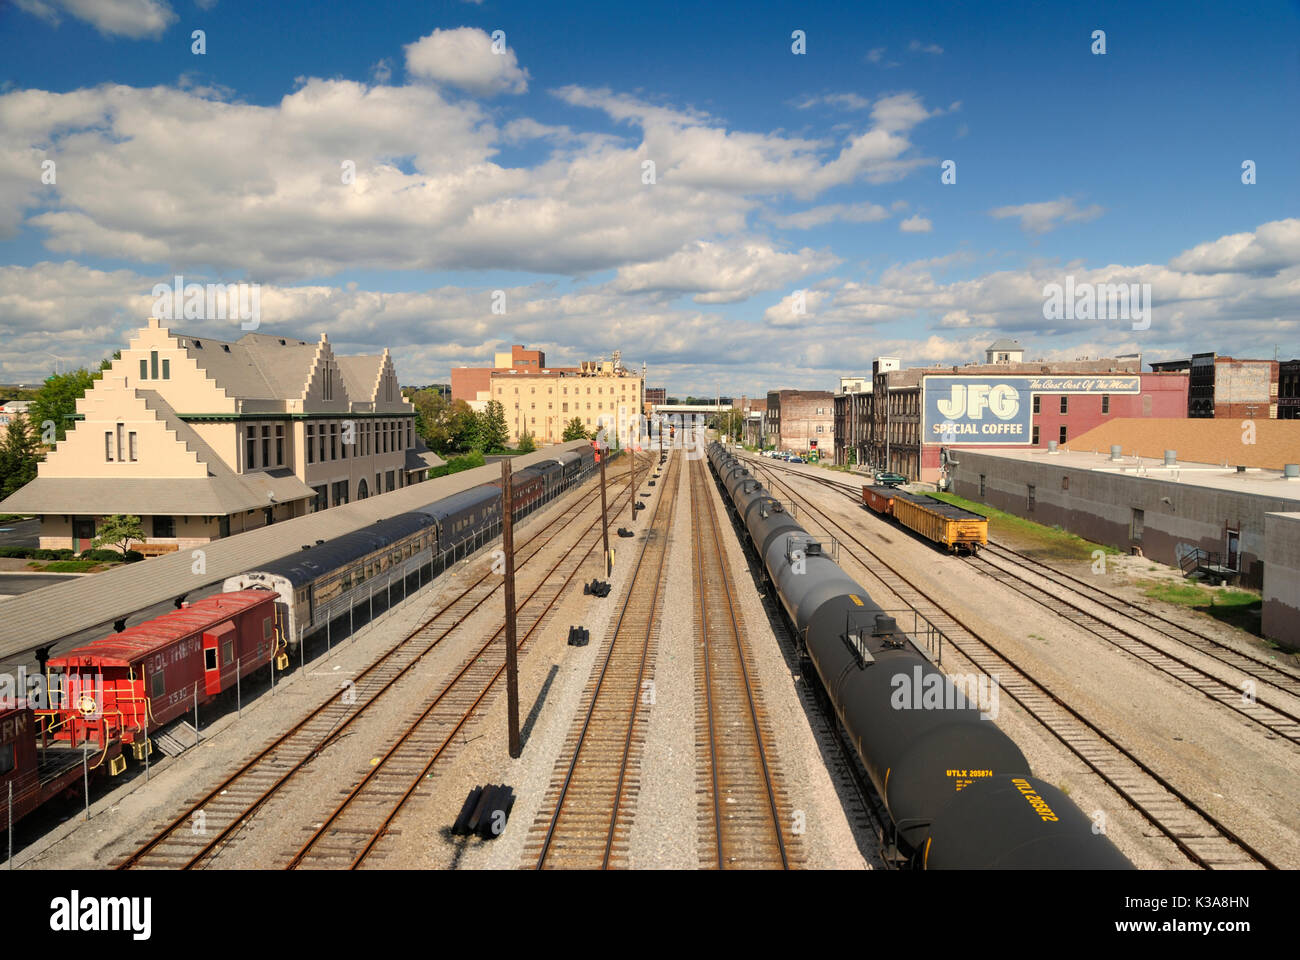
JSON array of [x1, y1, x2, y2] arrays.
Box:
[[1280, 360, 1300, 420], [832, 376, 872, 466], [490, 354, 644, 447], [1152, 353, 1280, 419], [858, 344, 1187, 483], [451, 344, 550, 411], [766, 389, 834, 456]]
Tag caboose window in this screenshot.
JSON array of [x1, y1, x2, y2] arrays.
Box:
[[205, 648, 218, 671], [151, 672, 165, 698], [263, 617, 273, 641], [0, 743, 13, 776]]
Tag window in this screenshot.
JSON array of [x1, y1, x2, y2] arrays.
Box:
[[275, 425, 284, 464], [1059, 425, 1068, 445], [1032, 395, 1040, 414], [386, 470, 395, 492], [150, 350, 159, 379], [1102, 395, 1110, 414], [407, 421, 412, 448], [140, 358, 148, 381], [332, 479, 349, 506], [1062, 476, 1070, 491], [263, 617, 273, 641], [153, 515, 175, 538], [151, 671, 165, 699], [128, 432, 138, 462], [205, 647, 218, 671], [0, 743, 14, 776], [1131, 508, 1144, 542], [318, 423, 326, 463], [330, 423, 338, 460], [306, 424, 315, 464], [246, 428, 256, 469], [222, 640, 234, 666], [312, 485, 327, 512], [1032, 425, 1040, 445], [162, 358, 170, 380], [978, 474, 986, 498], [1059, 396, 1068, 414], [262, 425, 271, 466], [1027, 484, 1036, 512], [105, 431, 114, 462]]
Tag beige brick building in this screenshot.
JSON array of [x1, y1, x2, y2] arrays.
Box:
[[0, 317, 442, 552], [765, 389, 834, 455], [491, 356, 644, 447]]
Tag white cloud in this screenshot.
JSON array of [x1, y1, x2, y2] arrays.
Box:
[[404, 27, 529, 96], [988, 197, 1104, 234], [14, 0, 176, 39], [1169, 218, 1300, 275], [768, 202, 890, 229], [909, 40, 944, 55], [900, 215, 932, 233], [612, 240, 840, 303], [794, 92, 872, 111]]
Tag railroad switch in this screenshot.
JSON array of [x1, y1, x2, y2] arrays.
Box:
[[567, 626, 591, 646], [452, 784, 516, 840]]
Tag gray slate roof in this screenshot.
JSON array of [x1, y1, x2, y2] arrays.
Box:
[[0, 440, 590, 664], [986, 339, 1024, 352]]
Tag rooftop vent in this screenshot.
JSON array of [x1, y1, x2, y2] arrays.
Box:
[[1164, 450, 1177, 466], [804, 540, 823, 557], [221, 344, 230, 352], [193, 340, 202, 348], [1047, 440, 1059, 453], [1109, 444, 1122, 461], [1237, 465, 1246, 473], [279, 339, 286, 345], [1285, 464, 1299, 480]]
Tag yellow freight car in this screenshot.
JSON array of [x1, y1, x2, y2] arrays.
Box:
[[890, 491, 988, 553]]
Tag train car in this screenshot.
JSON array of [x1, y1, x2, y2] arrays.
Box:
[[41, 591, 280, 761], [496, 465, 546, 519], [577, 443, 596, 475], [224, 512, 437, 645], [418, 483, 502, 563], [0, 702, 102, 831], [706, 443, 1130, 869], [891, 492, 988, 553], [862, 484, 899, 516]]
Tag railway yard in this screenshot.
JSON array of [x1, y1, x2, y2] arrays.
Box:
[[4, 438, 1298, 871]]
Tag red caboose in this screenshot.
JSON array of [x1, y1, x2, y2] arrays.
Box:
[[41, 591, 282, 760], [0, 702, 99, 831]]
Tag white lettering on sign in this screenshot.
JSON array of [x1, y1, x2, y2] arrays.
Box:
[[935, 383, 1020, 421]]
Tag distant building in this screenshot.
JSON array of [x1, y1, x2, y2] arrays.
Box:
[[833, 377, 872, 467], [985, 339, 1025, 364], [1280, 360, 1300, 420], [853, 347, 1190, 483], [645, 386, 667, 408], [490, 352, 644, 447], [766, 389, 834, 455], [0, 400, 32, 428], [1152, 353, 1281, 418], [0, 318, 441, 552], [452, 345, 551, 411]]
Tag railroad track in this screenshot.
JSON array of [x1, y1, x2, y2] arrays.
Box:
[[981, 541, 1300, 692], [744, 453, 1300, 692], [747, 459, 1277, 870], [525, 451, 680, 869], [116, 457, 642, 870], [964, 547, 1300, 743], [688, 454, 793, 869]]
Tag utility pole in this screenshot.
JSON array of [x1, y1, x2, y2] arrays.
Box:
[[600, 450, 611, 576], [501, 458, 521, 758]]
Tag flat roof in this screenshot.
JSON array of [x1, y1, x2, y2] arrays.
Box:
[[962, 446, 1300, 502], [0, 440, 589, 664], [1066, 418, 1300, 470]]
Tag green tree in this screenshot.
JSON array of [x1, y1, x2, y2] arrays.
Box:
[[29, 368, 101, 444], [480, 400, 510, 452], [561, 417, 590, 442], [450, 401, 482, 452], [92, 515, 144, 555], [0, 416, 39, 499], [516, 431, 536, 454]]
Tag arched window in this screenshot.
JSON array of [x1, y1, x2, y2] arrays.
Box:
[[357, 478, 369, 500]]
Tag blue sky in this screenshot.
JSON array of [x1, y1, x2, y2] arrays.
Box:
[[0, 0, 1296, 394]]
